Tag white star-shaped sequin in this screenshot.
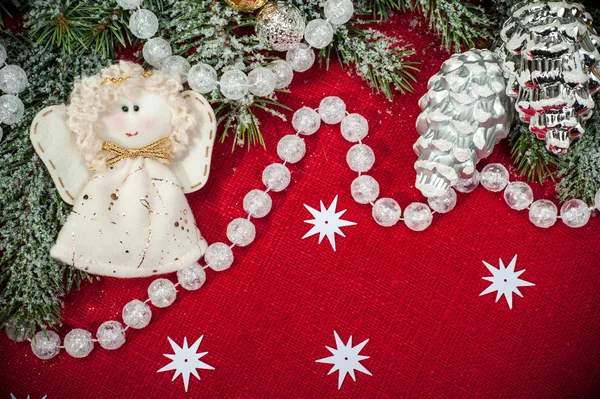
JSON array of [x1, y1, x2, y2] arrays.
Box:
[[316, 331, 372, 389], [302, 196, 356, 251], [10, 395, 47, 399], [480, 255, 535, 309], [157, 335, 214, 391]]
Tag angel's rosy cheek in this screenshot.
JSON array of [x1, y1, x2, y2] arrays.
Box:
[[111, 116, 127, 131]]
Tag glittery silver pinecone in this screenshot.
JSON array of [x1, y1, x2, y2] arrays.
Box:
[[497, 0, 600, 154], [414, 49, 513, 198]]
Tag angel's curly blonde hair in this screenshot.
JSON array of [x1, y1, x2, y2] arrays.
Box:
[[66, 60, 195, 169]]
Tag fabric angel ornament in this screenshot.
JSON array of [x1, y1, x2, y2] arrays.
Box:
[[30, 61, 216, 278]]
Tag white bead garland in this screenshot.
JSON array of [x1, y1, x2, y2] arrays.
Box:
[[129, 9, 159, 39], [116, 0, 358, 105], [0, 43, 27, 127], [19, 86, 600, 360], [161, 55, 191, 82], [116, 2, 314, 103]]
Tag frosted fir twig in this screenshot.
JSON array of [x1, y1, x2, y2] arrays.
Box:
[[403, 0, 494, 52], [557, 110, 600, 204], [0, 36, 105, 333]]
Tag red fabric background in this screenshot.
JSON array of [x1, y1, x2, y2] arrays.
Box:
[[2, 12, 600, 399]]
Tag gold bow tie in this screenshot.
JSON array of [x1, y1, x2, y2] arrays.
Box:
[[102, 137, 172, 167]]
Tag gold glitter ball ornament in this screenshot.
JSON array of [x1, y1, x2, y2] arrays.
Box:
[[256, 2, 305, 52], [225, 0, 268, 12]]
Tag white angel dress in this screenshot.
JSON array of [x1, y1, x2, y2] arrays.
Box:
[[30, 91, 216, 278]]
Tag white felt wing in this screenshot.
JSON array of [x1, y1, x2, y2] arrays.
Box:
[[30, 105, 91, 205], [172, 91, 217, 193]]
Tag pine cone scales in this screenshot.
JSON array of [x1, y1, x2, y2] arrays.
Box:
[[414, 49, 513, 198], [498, 0, 600, 154]]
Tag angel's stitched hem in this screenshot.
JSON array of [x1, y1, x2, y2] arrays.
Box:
[[50, 237, 207, 278]]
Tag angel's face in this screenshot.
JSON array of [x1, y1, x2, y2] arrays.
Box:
[[98, 90, 172, 149]]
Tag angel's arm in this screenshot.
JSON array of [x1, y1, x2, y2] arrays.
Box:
[[30, 105, 91, 205]]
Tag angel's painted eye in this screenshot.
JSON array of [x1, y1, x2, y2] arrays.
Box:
[[122, 106, 129, 112], [133, 105, 139, 112]]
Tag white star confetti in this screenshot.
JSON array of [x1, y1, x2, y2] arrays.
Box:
[[316, 331, 372, 389], [480, 255, 535, 309], [10, 395, 47, 399], [157, 335, 214, 392], [302, 196, 356, 251]]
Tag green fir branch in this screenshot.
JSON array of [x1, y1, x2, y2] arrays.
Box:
[[509, 122, 558, 184], [0, 36, 107, 333], [362, 0, 403, 21], [556, 114, 600, 204], [24, 0, 167, 58], [403, 0, 494, 52], [330, 25, 418, 100]]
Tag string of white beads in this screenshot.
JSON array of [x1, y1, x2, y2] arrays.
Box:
[[118, 1, 303, 102], [309, 96, 437, 231], [0, 43, 28, 131], [472, 162, 596, 229], [21, 87, 600, 359]]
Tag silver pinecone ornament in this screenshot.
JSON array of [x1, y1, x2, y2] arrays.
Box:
[[414, 49, 513, 198], [497, 0, 600, 154]]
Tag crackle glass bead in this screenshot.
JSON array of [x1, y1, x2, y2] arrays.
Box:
[[268, 59, 293, 89], [529, 199, 558, 228], [595, 189, 600, 211], [286, 43, 315, 73], [351, 175, 379, 204], [220, 69, 249, 100], [255, 2, 305, 51], [404, 202, 433, 231], [129, 9, 158, 39], [0, 65, 28, 94], [5, 319, 30, 342], [177, 263, 207, 291], [227, 218, 256, 247], [324, 0, 354, 25], [0, 44, 6, 66], [292, 107, 321, 135], [188, 63, 218, 94], [243, 189, 272, 218], [248, 67, 276, 97], [143, 37, 172, 68], [372, 198, 401, 227], [346, 144, 375, 172], [31, 330, 61, 360], [162, 56, 191, 82], [122, 299, 152, 329], [0, 94, 24, 124], [427, 188, 457, 214], [503, 182, 533, 211], [341, 113, 368, 142], [304, 19, 334, 49], [319, 96, 346, 124], [560, 199, 591, 228], [205, 242, 234, 271], [64, 328, 94, 358], [97, 321, 126, 350], [148, 278, 177, 308], [480, 163, 509, 192], [277, 134, 305, 163], [262, 163, 291, 192], [117, 0, 142, 9], [454, 170, 480, 193], [454, 170, 480, 194]]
